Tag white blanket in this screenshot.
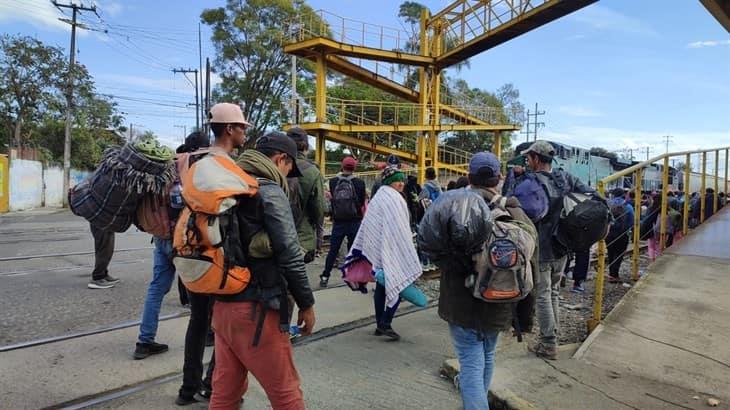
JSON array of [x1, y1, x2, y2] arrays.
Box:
[[346, 185, 422, 307]]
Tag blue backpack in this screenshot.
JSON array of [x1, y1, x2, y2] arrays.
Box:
[[512, 173, 549, 223], [425, 182, 440, 202]]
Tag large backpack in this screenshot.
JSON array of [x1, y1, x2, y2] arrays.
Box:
[[512, 173, 549, 223], [287, 159, 314, 226], [331, 175, 360, 220], [468, 195, 537, 303], [556, 192, 610, 251], [135, 149, 209, 240], [172, 152, 259, 295]]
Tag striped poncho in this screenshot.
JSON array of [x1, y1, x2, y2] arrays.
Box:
[[343, 185, 422, 307]]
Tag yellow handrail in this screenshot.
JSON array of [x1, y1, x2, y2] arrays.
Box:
[[588, 145, 730, 333]]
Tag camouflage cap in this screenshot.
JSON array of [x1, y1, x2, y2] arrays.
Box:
[[521, 140, 556, 158]]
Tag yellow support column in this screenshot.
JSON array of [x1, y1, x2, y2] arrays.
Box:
[[315, 54, 327, 123], [701, 152, 707, 223], [632, 169, 642, 281], [417, 8, 429, 185], [589, 179, 607, 333], [683, 154, 690, 236], [316, 133, 326, 173], [659, 157, 669, 251], [428, 20, 443, 175]]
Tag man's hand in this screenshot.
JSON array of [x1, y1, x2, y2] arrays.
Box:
[[297, 307, 316, 336]]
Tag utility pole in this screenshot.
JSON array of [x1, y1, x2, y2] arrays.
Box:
[[198, 23, 204, 129], [531, 102, 545, 141], [129, 123, 134, 141], [54, 0, 97, 207], [205, 58, 211, 136], [645, 146, 653, 161], [662, 135, 673, 153], [521, 108, 531, 143], [172, 68, 200, 130]]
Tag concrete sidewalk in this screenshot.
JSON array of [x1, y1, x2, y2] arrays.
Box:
[[0, 285, 388, 409], [477, 207, 730, 409], [91, 308, 461, 409]]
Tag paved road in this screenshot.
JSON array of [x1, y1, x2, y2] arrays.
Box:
[[0, 210, 342, 346]]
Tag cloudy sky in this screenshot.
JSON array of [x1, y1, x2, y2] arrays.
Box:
[[1, 0, 728, 163]]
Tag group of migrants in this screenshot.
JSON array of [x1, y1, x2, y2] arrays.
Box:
[[71, 103, 673, 409]]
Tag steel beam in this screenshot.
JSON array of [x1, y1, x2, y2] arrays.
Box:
[[295, 122, 519, 133], [284, 37, 435, 67]]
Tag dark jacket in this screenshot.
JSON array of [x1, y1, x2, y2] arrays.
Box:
[[438, 187, 538, 333], [328, 173, 367, 222], [288, 153, 325, 254], [219, 180, 314, 321], [532, 170, 595, 262]]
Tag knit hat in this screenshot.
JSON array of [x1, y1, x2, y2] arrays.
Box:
[[382, 166, 405, 185]]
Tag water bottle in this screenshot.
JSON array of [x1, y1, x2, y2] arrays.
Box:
[[170, 182, 184, 209]]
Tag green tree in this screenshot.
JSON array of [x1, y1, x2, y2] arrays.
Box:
[[0, 34, 65, 149], [202, 0, 325, 142], [590, 147, 618, 160]]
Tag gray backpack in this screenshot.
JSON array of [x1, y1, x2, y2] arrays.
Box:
[[467, 195, 537, 303]]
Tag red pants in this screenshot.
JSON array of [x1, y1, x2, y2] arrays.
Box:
[[210, 301, 305, 410]]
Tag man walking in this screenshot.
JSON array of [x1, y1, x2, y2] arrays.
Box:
[[87, 224, 120, 289], [437, 152, 537, 409], [418, 167, 442, 206], [522, 141, 595, 360], [208, 131, 316, 409], [319, 156, 367, 288], [286, 127, 325, 263]]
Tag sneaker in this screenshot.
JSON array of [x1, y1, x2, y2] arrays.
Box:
[[103, 274, 121, 284], [87, 278, 116, 289], [375, 327, 400, 341], [196, 388, 211, 401], [133, 341, 169, 360], [607, 275, 621, 283], [570, 285, 585, 293], [319, 275, 329, 288], [528, 342, 557, 360], [175, 394, 198, 406]]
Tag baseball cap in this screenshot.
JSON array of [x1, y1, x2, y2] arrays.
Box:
[[255, 131, 302, 177], [521, 140, 556, 158], [386, 154, 401, 168], [208, 103, 250, 125], [342, 156, 357, 172], [286, 127, 308, 149], [469, 152, 501, 177]]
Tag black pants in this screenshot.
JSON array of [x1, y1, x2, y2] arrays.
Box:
[[179, 291, 215, 398], [90, 224, 114, 280], [573, 249, 590, 287], [373, 282, 401, 329], [322, 220, 361, 278], [607, 234, 629, 277]]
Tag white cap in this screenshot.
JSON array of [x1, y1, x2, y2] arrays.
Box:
[[208, 103, 250, 125]]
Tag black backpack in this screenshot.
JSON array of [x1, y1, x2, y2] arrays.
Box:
[[556, 192, 610, 251], [331, 176, 360, 220]]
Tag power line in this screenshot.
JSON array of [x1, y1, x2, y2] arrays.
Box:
[[521, 102, 545, 142], [172, 68, 200, 130]]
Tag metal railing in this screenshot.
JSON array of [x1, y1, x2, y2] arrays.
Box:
[[589, 146, 730, 332], [284, 9, 415, 52], [429, 0, 550, 55]]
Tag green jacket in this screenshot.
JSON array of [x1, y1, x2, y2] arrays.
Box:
[[287, 152, 325, 254]]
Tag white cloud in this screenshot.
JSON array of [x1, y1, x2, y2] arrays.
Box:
[[557, 105, 602, 118], [0, 0, 69, 32], [570, 5, 658, 37], [687, 40, 730, 49]]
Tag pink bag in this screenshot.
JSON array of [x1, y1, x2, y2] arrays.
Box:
[[343, 259, 374, 284]]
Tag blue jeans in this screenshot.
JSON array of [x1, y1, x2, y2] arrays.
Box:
[[449, 324, 500, 410], [138, 237, 176, 344], [322, 220, 361, 278]]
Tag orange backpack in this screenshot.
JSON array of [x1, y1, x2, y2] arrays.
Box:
[[172, 151, 259, 295]]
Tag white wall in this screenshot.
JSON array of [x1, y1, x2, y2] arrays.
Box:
[[43, 167, 64, 207], [7, 160, 92, 212], [9, 159, 43, 211]]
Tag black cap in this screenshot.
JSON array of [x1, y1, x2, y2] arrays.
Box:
[[286, 127, 308, 150], [185, 131, 210, 151], [255, 131, 302, 177]]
